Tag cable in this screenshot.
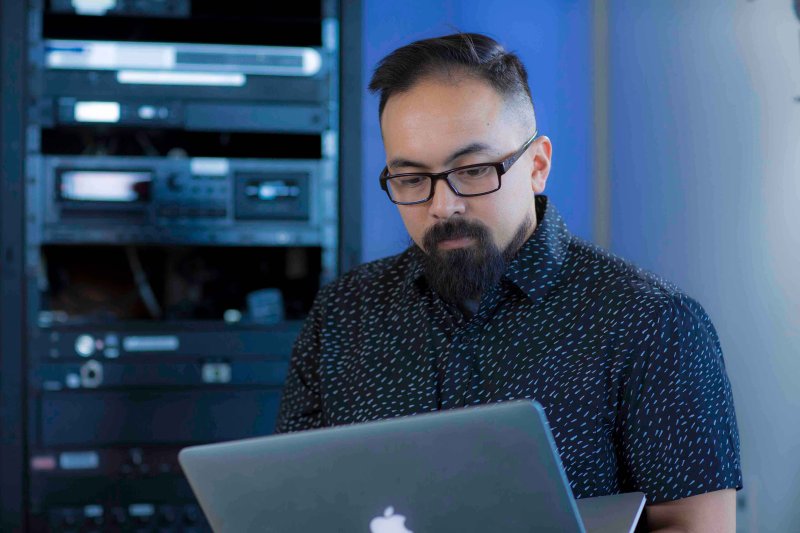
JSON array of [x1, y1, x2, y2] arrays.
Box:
[[125, 246, 163, 319]]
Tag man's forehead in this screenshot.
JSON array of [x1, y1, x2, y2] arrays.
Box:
[[381, 77, 505, 130], [380, 78, 512, 165], [385, 141, 496, 171]]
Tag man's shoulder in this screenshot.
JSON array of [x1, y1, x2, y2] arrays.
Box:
[[563, 238, 723, 368], [564, 236, 706, 319]]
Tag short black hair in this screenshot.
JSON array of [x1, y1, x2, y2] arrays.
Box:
[[368, 32, 535, 122]]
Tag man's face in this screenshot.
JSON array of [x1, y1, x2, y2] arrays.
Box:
[[380, 76, 551, 300]]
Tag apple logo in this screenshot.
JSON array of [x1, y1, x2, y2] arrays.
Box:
[[369, 506, 413, 533]]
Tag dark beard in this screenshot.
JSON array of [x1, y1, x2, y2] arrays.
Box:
[[421, 213, 533, 305]]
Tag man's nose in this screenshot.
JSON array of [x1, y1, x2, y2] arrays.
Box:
[[428, 178, 465, 220]]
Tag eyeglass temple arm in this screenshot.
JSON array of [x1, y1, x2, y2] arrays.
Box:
[[502, 130, 538, 173]]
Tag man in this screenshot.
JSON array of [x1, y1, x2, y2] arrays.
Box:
[[276, 33, 742, 531]]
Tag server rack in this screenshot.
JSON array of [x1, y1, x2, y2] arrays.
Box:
[[1, 0, 362, 530]]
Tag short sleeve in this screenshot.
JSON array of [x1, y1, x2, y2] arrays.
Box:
[[617, 294, 743, 503], [274, 286, 329, 433]]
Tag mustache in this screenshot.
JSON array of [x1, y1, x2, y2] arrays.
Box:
[[422, 219, 490, 252]]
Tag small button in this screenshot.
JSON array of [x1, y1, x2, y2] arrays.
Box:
[[75, 335, 95, 357], [104, 347, 120, 359]]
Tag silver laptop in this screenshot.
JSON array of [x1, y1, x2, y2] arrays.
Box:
[[179, 400, 645, 532]]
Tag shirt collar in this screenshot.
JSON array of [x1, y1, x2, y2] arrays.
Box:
[[401, 243, 427, 289], [401, 196, 572, 304], [503, 196, 572, 304]]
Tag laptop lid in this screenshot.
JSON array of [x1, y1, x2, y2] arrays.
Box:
[[576, 493, 646, 533], [179, 400, 586, 532]]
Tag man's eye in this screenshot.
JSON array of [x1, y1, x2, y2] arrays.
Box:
[[397, 176, 426, 187], [454, 166, 491, 179]]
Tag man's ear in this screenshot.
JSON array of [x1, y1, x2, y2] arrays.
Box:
[[530, 136, 552, 194]]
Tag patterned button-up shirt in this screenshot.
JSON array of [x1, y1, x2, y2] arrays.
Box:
[[276, 196, 742, 504]]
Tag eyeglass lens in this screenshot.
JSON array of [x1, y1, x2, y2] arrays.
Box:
[[386, 165, 499, 204]]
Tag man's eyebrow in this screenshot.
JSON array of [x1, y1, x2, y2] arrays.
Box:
[[387, 142, 494, 171]]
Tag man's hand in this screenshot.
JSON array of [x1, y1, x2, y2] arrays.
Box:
[[645, 489, 736, 533]]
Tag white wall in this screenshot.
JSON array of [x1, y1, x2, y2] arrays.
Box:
[[608, 1, 800, 531]]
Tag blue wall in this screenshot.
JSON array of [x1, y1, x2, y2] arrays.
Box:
[[360, 0, 594, 263]]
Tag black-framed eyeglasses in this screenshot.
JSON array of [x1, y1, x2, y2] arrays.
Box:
[[379, 130, 538, 205]]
